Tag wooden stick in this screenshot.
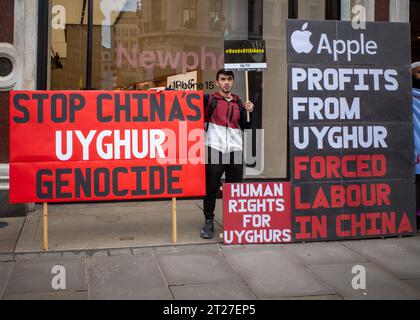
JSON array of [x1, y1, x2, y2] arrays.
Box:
[[43, 203, 48, 251], [172, 197, 177, 243], [245, 70, 250, 123]]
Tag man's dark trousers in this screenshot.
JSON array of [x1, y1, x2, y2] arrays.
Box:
[[203, 147, 244, 220]]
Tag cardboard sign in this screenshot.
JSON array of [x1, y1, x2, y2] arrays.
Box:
[[224, 40, 267, 71], [287, 20, 416, 241], [9, 91, 206, 203], [223, 182, 292, 244]]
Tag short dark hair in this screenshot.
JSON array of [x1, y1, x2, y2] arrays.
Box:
[[216, 69, 235, 80]]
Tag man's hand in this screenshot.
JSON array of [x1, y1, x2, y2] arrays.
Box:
[[244, 101, 254, 112]]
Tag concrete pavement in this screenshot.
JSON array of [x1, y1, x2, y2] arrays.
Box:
[[13, 200, 223, 252], [1, 237, 420, 300], [0, 200, 420, 300]]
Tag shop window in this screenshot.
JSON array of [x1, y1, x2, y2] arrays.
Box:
[[341, 0, 375, 21], [151, 0, 164, 31], [298, 0, 326, 19], [48, 0, 329, 179], [210, 0, 224, 31], [183, 0, 198, 29], [411, 0, 420, 62], [50, 0, 89, 89]]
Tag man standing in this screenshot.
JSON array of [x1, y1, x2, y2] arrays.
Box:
[[149, 69, 255, 239], [200, 69, 254, 239]]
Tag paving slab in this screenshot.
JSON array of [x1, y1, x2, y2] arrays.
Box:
[[88, 255, 172, 300], [170, 282, 257, 300], [222, 248, 335, 299], [5, 257, 87, 294], [277, 295, 343, 300], [404, 279, 420, 292], [156, 252, 242, 286], [108, 248, 133, 256], [0, 262, 13, 298], [0, 217, 25, 253], [0, 240, 17, 254], [0, 254, 14, 262], [3, 291, 88, 300], [38, 252, 63, 258], [62, 250, 108, 258], [0, 218, 25, 240], [308, 263, 420, 300], [16, 200, 221, 252], [220, 244, 245, 250], [342, 238, 420, 279], [14, 253, 39, 261], [154, 244, 221, 255], [284, 242, 368, 266], [132, 247, 155, 255], [389, 236, 420, 253]]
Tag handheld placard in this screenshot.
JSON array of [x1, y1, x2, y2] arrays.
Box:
[[224, 40, 267, 123]]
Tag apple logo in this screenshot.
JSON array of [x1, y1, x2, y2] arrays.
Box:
[[291, 23, 313, 54]]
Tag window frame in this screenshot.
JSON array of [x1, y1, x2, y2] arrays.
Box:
[[39, 0, 338, 90], [183, 0, 198, 29]]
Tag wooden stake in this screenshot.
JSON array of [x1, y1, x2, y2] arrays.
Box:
[[43, 203, 48, 251], [245, 70, 250, 123], [172, 197, 177, 243]]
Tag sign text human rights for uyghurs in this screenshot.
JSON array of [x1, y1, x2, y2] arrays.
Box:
[[287, 20, 416, 241], [223, 182, 292, 245], [9, 91, 206, 203]]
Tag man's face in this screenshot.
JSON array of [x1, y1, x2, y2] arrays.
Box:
[[413, 66, 420, 80], [216, 74, 234, 94]]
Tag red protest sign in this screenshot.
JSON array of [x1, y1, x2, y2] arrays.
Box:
[[222, 182, 292, 245], [9, 91, 206, 203]]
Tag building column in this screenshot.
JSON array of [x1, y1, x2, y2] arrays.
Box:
[[389, 0, 409, 22], [0, 0, 38, 217], [375, 0, 390, 21]]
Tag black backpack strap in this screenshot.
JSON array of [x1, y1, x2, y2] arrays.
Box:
[[205, 94, 218, 132]]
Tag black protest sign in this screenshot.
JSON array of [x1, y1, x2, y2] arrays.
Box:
[[288, 64, 413, 124], [287, 20, 411, 66], [224, 40, 267, 71], [291, 123, 414, 182], [287, 20, 416, 241], [292, 180, 416, 241]]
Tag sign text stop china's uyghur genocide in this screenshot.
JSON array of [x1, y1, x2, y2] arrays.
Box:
[[9, 91, 206, 203], [287, 20, 416, 241]]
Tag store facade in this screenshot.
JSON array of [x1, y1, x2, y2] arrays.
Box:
[[0, 0, 417, 215]]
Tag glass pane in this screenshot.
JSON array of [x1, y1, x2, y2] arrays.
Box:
[[298, 0, 326, 19], [92, 0, 229, 92], [49, 0, 327, 179], [411, 0, 420, 62], [341, 0, 375, 21], [50, 0, 89, 89]]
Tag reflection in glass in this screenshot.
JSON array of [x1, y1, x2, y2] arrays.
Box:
[[183, 0, 197, 29], [341, 0, 375, 21], [50, 0, 89, 89], [298, 0, 326, 19], [49, 0, 326, 179], [92, 0, 231, 91]]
